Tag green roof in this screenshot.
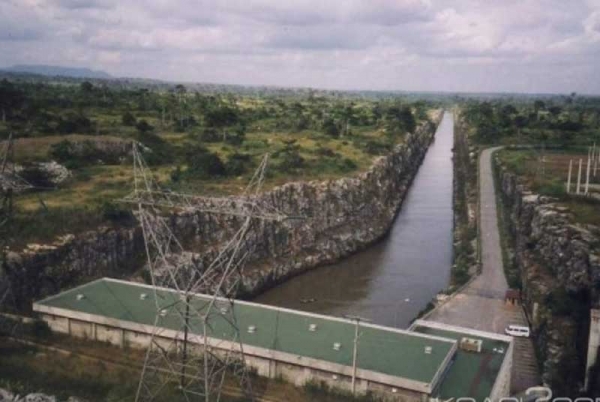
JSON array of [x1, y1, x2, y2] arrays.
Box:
[[412, 324, 510, 401], [35, 278, 455, 388]]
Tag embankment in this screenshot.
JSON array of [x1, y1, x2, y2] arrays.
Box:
[[2, 112, 443, 312], [495, 157, 600, 395]]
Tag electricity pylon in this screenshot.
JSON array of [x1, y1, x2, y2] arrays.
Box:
[[1, 133, 32, 228], [121, 144, 296, 402], [0, 133, 33, 335]]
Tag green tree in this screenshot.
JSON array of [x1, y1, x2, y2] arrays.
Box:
[[122, 111, 136, 126], [185, 146, 225, 178], [136, 119, 154, 134], [0, 79, 24, 123]]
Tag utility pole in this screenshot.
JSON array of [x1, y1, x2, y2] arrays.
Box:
[[577, 159, 583, 195], [344, 314, 371, 395], [586, 155, 592, 195], [567, 159, 573, 193]]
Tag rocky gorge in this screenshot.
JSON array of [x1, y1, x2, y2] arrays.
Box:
[[2, 112, 443, 313], [495, 156, 600, 396]]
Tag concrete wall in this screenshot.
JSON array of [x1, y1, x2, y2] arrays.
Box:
[[40, 311, 427, 401], [490, 340, 514, 401], [585, 309, 600, 389]]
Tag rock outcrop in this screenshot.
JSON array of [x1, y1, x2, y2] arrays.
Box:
[[2, 113, 442, 312], [495, 157, 600, 396]]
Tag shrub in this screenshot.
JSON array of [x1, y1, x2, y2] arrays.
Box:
[[170, 166, 182, 183], [185, 146, 225, 178], [18, 164, 54, 188], [226, 152, 252, 176], [316, 146, 336, 157], [57, 113, 94, 134], [50, 139, 120, 168], [322, 118, 340, 137], [121, 111, 136, 126], [361, 139, 391, 155], [135, 119, 153, 134], [99, 201, 134, 224], [275, 142, 304, 172], [535, 178, 566, 198], [49, 139, 74, 162], [224, 125, 246, 145], [29, 319, 52, 338], [136, 131, 173, 165], [198, 127, 220, 143]]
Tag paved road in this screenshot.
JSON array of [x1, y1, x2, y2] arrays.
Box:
[[426, 147, 540, 394]]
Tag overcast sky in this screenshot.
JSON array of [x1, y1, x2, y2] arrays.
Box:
[[1, 0, 599, 94]]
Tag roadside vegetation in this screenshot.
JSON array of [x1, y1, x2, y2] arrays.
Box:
[[461, 95, 600, 226], [0, 77, 436, 247], [451, 112, 479, 287]]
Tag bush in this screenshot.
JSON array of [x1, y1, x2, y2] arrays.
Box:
[[50, 139, 120, 168], [57, 113, 94, 134], [362, 139, 391, 155], [535, 178, 566, 198], [546, 288, 577, 316], [185, 146, 225, 178], [226, 152, 252, 176], [198, 127, 220, 143], [224, 125, 246, 145], [50, 139, 74, 162], [29, 319, 52, 338], [121, 111, 136, 126], [170, 166, 182, 183], [99, 201, 134, 224], [322, 118, 340, 137], [18, 164, 54, 188], [136, 131, 173, 165], [275, 142, 304, 172], [316, 146, 336, 157], [135, 119, 153, 134]]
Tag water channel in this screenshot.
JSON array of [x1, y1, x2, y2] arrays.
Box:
[[254, 112, 455, 328]]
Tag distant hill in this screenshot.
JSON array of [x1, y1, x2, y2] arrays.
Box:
[[3, 64, 112, 79]]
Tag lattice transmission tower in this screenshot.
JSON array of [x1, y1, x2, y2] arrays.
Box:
[[121, 144, 298, 402], [0, 133, 33, 335]]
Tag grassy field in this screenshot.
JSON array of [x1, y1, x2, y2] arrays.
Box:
[[497, 148, 600, 226], [1, 78, 438, 247], [0, 334, 380, 402]]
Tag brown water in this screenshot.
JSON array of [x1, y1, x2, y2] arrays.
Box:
[[254, 112, 454, 329]]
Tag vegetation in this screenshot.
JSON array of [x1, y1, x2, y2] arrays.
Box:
[[0, 76, 435, 246], [496, 148, 600, 226], [451, 115, 478, 287], [461, 93, 600, 146]]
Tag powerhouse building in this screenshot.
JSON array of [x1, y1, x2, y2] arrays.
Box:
[[33, 278, 513, 401]]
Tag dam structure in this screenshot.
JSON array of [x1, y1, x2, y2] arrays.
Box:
[[34, 278, 513, 401]]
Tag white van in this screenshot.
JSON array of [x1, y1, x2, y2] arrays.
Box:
[[505, 325, 530, 338]]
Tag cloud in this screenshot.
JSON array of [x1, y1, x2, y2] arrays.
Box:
[[0, 0, 598, 94]]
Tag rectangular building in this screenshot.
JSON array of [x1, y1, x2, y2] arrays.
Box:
[[33, 278, 512, 401]]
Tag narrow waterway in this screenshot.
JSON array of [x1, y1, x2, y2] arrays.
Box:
[[254, 112, 455, 328]]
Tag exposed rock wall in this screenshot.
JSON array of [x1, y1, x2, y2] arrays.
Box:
[[3, 227, 143, 312], [495, 158, 600, 396], [167, 114, 442, 295], [2, 113, 442, 312]]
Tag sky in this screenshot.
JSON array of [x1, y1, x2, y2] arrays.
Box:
[[1, 0, 599, 94]]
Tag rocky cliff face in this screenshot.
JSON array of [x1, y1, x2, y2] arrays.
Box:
[[495, 158, 600, 395], [3, 227, 143, 312], [2, 113, 442, 312]]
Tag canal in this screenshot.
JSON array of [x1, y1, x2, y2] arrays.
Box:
[[254, 112, 455, 328]]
